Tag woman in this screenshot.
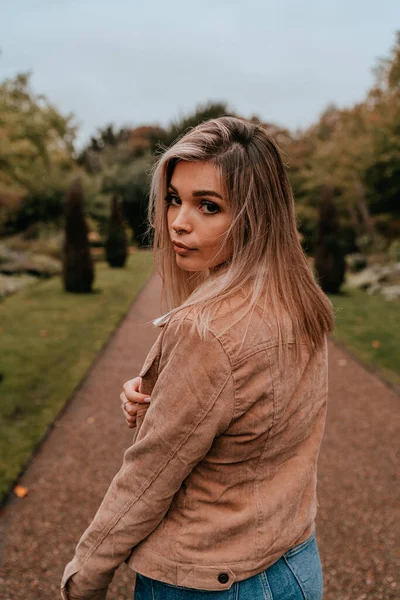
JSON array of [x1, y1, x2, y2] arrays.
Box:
[[61, 116, 334, 600]]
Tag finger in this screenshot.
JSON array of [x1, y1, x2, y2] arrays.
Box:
[[120, 390, 136, 410], [124, 401, 138, 417], [121, 397, 133, 416], [120, 391, 129, 407], [123, 377, 141, 396], [123, 380, 150, 403]]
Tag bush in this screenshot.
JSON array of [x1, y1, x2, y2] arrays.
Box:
[[62, 178, 95, 293], [314, 184, 346, 294], [105, 194, 128, 267]]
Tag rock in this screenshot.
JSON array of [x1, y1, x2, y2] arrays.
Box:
[[0, 244, 24, 265], [367, 282, 382, 295], [380, 285, 400, 301], [346, 263, 400, 290], [345, 253, 368, 273], [0, 254, 61, 278], [346, 266, 387, 290]]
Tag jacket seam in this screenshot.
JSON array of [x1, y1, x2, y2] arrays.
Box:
[[132, 545, 270, 566], [253, 345, 277, 561]]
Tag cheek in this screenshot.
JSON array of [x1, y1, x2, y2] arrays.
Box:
[[166, 210, 172, 227], [204, 217, 231, 242]]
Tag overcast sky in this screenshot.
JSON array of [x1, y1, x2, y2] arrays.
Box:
[[1, 0, 399, 148]]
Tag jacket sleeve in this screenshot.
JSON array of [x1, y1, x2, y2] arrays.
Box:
[[61, 316, 235, 600]]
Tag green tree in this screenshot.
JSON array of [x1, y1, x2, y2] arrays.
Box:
[[0, 72, 77, 232], [152, 101, 233, 151]]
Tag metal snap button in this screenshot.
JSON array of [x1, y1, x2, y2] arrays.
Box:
[[218, 572, 229, 584]]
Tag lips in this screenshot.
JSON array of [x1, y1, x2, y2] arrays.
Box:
[[172, 241, 197, 250]]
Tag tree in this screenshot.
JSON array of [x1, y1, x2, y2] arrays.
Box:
[[0, 71, 77, 233], [289, 31, 400, 251], [105, 194, 128, 267], [62, 177, 94, 293], [363, 31, 400, 239], [152, 101, 233, 151], [314, 184, 346, 294]]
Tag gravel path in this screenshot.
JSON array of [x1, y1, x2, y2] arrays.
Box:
[[0, 273, 398, 600]]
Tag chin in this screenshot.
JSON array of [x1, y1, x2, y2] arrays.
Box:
[[175, 257, 205, 272]]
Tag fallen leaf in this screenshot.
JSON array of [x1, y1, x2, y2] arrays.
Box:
[[40, 330, 48, 337], [371, 340, 381, 348], [14, 485, 29, 498]]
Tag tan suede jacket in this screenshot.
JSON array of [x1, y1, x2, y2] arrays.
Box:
[[61, 290, 328, 599]]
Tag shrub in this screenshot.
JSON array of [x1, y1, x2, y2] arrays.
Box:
[[105, 194, 128, 268], [62, 178, 95, 293], [314, 184, 346, 294]]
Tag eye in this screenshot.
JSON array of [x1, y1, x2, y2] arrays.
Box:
[[164, 194, 220, 215], [164, 193, 180, 206], [201, 201, 220, 215]]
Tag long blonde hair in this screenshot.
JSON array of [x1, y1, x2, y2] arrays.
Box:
[[144, 116, 334, 367]]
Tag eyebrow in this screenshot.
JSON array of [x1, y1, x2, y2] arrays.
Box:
[[168, 182, 223, 201]]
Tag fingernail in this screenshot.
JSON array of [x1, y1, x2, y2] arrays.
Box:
[[144, 397, 151, 403]]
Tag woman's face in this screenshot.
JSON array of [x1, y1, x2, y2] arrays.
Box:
[[166, 160, 233, 272]]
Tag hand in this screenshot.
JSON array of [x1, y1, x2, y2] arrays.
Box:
[[120, 377, 151, 429]]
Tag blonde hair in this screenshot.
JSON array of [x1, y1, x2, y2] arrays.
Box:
[[143, 116, 334, 368]]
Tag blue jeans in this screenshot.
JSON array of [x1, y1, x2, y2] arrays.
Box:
[[133, 530, 323, 599]]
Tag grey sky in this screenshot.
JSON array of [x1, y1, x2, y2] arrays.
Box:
[[1, 0, 399, 148]]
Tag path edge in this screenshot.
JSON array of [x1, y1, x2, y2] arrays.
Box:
[[329, 335, 400, 397]]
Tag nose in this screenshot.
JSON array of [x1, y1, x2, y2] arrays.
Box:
[[171, 206, 193, 234]]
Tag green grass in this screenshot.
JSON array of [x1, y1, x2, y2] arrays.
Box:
[[0, 251, 153, 501], [329, 286, 400, 388]]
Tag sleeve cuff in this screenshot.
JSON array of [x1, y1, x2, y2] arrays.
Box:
[[60, 558, 108, 600]]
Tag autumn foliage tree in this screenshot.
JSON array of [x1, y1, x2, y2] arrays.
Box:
[[285, 31, 400, 253], [105, 194, 128, 268], [314, 184, 346, 294], [62, 177, 94, 293]]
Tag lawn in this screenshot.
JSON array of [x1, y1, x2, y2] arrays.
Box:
[[0, 251, 153, 502], [328, 286, 400, 388]]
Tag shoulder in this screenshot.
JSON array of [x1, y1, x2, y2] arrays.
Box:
[[160, 309, 232, 375], [161, 289, 295, 367], [209, 292, 289, 366]]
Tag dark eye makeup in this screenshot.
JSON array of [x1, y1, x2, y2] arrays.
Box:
[[164, 193, 221, 215]]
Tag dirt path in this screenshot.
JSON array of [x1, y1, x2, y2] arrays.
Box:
[[0, 273, 398, 600]]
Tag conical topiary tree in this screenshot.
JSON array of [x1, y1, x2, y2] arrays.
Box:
[[105, 193, 128, 268], [62, 177, 95, 293], [314, 183, 346, 294]]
